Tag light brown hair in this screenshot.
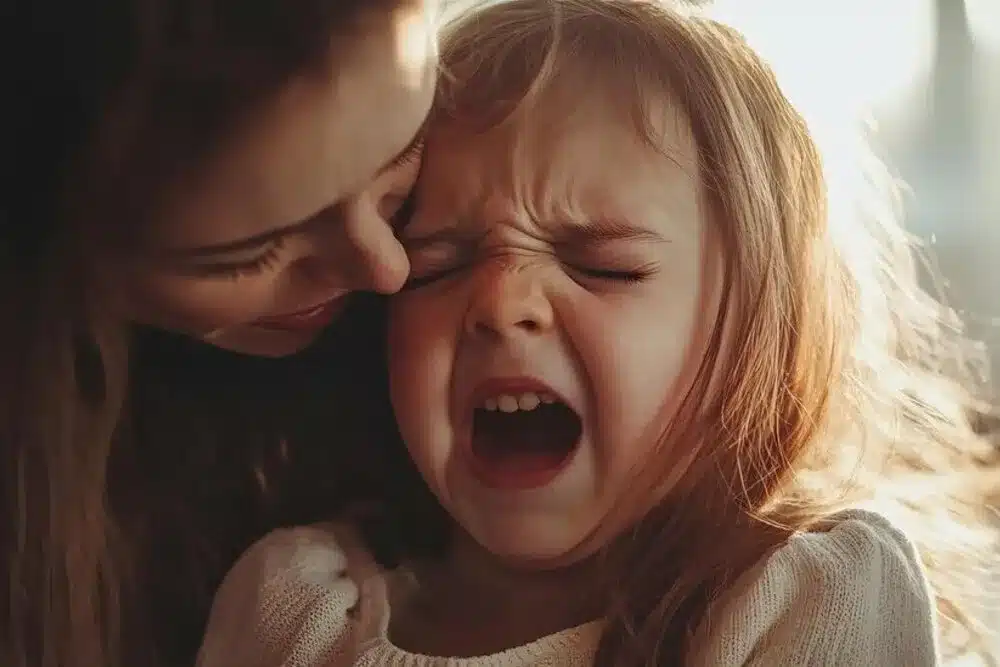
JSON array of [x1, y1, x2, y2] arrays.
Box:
[[377, 0, 998, 663], [0, 1, 419, 665]]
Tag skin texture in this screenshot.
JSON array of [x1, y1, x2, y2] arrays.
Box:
[[389, 92, 723, 570], [122, 1, 438, 357]]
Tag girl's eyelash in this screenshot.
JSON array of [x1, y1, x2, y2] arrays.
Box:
[[575, 268, 652, 285], [391, 195, 417, 228], [571, 266, 654, 284], [404, 264, 655, 291], [403, 264, 464, 290], [401, 238, 473, 289], [190, 238, 287, 280]]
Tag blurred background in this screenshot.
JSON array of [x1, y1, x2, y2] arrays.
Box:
[[707, 0, 1000, 389], [643, 0, 1000, 649]]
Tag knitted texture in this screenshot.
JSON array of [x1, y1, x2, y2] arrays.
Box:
[[196, 510, 938, 666]]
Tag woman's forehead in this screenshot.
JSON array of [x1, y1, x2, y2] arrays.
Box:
[[144, 5, 437, 252]]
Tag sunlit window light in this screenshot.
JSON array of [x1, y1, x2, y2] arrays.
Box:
[[966, 0, 1000, 53], [706, 0, 936, 121]]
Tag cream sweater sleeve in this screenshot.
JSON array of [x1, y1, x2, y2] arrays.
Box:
[[693, 509, 939, 666], [195, 522, 386, 667]]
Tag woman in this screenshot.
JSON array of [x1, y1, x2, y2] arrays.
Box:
[[1, 0, 438, 665]]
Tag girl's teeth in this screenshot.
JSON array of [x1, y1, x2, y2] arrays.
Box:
[[518, 393, 540, 410], [498, 395, 520, 413], [482, 392, 552, 412]]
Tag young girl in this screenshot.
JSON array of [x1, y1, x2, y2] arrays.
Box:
[[197, 0, 1000, 665]]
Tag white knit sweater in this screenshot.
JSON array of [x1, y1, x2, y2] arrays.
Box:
[[195, 510, 939, 666]]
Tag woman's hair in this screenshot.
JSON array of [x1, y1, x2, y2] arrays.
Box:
[[365, 0, 1000, 664], [0, 1, 417, 666]]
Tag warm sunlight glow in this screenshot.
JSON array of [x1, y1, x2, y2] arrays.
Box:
[[393, 6, 436, 86], [704, 1, 939, 257], [967, 0, 1000, 53], [707, 0, 936, 121]]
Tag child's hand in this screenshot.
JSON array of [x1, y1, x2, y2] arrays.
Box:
[[196, 522, 381, 667]]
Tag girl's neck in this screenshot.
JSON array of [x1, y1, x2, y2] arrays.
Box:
[[389, 531, 604, 657]]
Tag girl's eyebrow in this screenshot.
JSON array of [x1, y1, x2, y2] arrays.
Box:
[[402, 222, 486, 249], [552, 217, 668, 246], [403, 217, 668, 250]]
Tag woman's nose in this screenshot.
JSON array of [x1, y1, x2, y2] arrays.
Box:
[[303, 194, 410, 294], [342, 196, 410, 293]]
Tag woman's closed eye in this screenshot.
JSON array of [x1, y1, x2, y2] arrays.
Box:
[[178, 237, 290, 281]]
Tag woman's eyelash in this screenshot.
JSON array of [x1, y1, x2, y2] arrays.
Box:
[[392, 137, 425, 169], [190, 238, 287, 280]]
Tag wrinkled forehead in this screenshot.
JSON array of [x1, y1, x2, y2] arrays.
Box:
[[414, 83, 700, 223]]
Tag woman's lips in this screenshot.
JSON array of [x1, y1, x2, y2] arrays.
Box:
[[252, 295, 348, 332]]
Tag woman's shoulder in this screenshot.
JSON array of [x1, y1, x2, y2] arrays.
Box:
[[195, 521, 388, 667], [693, 509, 940, 666]]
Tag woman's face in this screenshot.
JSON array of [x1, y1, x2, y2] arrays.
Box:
[[122, 2, 438, 357]]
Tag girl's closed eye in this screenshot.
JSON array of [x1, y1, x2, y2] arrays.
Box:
[[403, 239, 468, 289], [562, 256, 659, 287], [567, 265, 656, 284], [388, 193, 418, 229]]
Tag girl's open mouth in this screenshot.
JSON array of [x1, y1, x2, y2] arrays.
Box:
[[468, 393, 583, 490]]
